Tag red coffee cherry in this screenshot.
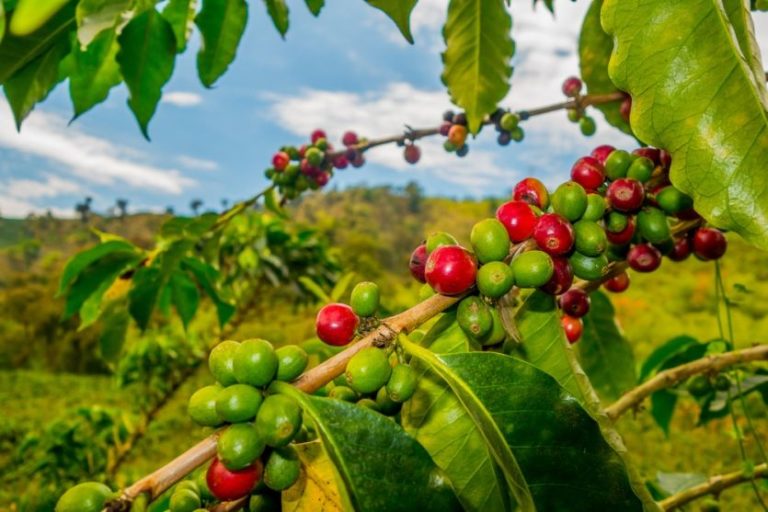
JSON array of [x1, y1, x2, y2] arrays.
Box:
[[342, 131, 359, 146], [607, 178, 645, 213], [570, 156, 606, 191], [315, 172, 330, 187], [539, 257, 574, 295], [404, 145, 421, 164], [667, 237, 692, 262], [272, 151, 290, 172], [533, 213, 575, 256], [562, 76, 583, 97], [603, 271, 630, 293], [425, 246, 477, 296], [409, 244, 428, 282], [559, 288, 590, 318], [513, 177, 550, 210], [692, 228, 727, 260], [310, 129, 327, 143], [632, 147, 661, 166], [590, 145, 615, 165], [627, 243, 662, 272], [207, 457, 263, 501], [605, 218, 636, 245], [333, 155, 349, 169], [496, 200, 538, 243], [316, 303, 358, 346], [561, 315, 583, 344]]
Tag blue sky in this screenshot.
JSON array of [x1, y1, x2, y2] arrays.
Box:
[[1, 1, 765, 218]]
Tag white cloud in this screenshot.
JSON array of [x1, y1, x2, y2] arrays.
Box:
[[162, 91, 203, 107], [0, 100, 194, 195], [178, 155, 219, 172], [4, 174, 81, 200]]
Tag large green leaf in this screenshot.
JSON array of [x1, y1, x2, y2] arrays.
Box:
[[170, 269, 200, 329], [59, 240, 139, 295], [602, 0, 768, 249], [264, 0, 289, 38], [273, 383, 462, 512], [99, 300, 130, 362], [365, 0, 417, 44], [441, 0, 514, 133], [69, 27, 121, 118], [304, 0, 324, 16], [181, 257, 235, 326], [128, 266, 165, 330], [577, 291, 636, 401], [404, 342, 643, 511], [513, 291, 583, 401], [117, 9, 176, 139], [4, 38, 67, 127], [578, 0, 631, 135], [162, 0, 198, 52], [75, 0, 132, 46], [195, 0, 247, 88]]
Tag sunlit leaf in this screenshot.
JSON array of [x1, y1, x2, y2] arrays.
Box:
[[170, 270, 200, 329], [59, 240, 139, 295], [304, 0, 324, 16], [69, 27, 121, 118], [162, 0, 198, 52], [195, 0, 247, 88], [75, 0, 132, 46], [365, 0, 417, 44], [264, 0, 289, 38], [282, 441, 343, 512]]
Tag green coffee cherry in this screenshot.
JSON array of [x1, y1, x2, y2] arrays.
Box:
[[637, 207, 671, 244], [551, 182, 588, 222], [604, 149, 632, 180], [500, 112, 520, 131], [305, 147, 324, 166], [470, 218, 511, 263], [582, 194, 606, 221], [480, 307, 506, 347], [175, 481, 199, 495], [56, 482, 112, 512], [656, 186, 693, 215], [329, 385, 357, 402], [275, 345, 309, 382], [606, 243, 630, 262], [573, 220, 607, 256], [375, 386, 402, 415], [567, 109, 581, 122], [256, 394, 303, 447], [350, 281, 380, 317], [713, 374, 731, 392], [218, 423, 266, 470], [457, 296, 493, 339], [234, 339, 278, 387], [196, 470, 215, 501], [627, 156, 654, 182], [579, 116, 596, 136], [209, 340, 240, 386], [605, 211, 629, 233], [386, 365, 417, 402], [569, 252, 608, 281], [687, 375, 712, 397], [187, 384, 223, 427], [511, 250, 554, 288], [476, 261, 514, 298], [345, 347, 392, 394], [510, 126, 525, 142], [249, 493, 282, 512], [170, 489, 201, 512], [264, 446, 301, 491], [426, 232, 458, 253], [216, 384, 263, 423], [356, 398, 380, 410]]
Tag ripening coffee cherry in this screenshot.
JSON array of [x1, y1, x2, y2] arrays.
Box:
[[425, 245, 477, 295], [667, 237, 692, 262], [207, 457, 262, 501], [56, 482, 112, 512], [637, 207, 671, 244], [275, 345, 309, 382], [264, 447, 301, 491], [561, 315, 583, 343], [579, 116, 596, 136], [603, 271, 630, 293], [590, 144, 615, 165], [606, 217, 636, 245], [439, 121, 452, 136], [495, 200, 537, 242], [551, 181, 588, 222], [513, 177, 550, 209], [627, 243, 662, 272], [350, 281, 380, 317], [582, 194, 606, 221], [448, 124, 468, 147], [562, 76, 583, 97], [209, 340, 240, 386], [656, 186, 693, 215], [272, 152, 290, 172], [632, 147, 661, 165], [409, 244, 428, 283], [255, 394, 302, 447], [570, 157, 605, 191], [539, 257, 574, 295], [607, 178, 645, 213], [511, 250, 554, 288], [316, 303, 358, 346], [218, 423, 266, 471], [559, 288, 590, 318], [342, 131, 359, 146], [627, 156, 655, 182], [345, 347, 392, 394], [533, 213, 574, 256], [404, 144, 421, 164], [604, 149, 632, 180], [573, 220, 607, 256], [620, 96, 632, 122], [692, 228, 727, 260], [471, 218, 510, 263], [500, 112, 520, 131], [387, 365, 417, 402], [458, 296, 494, 339], [234, 339, 278, 387], [476, 261, 515, 298], [188, 384, 223, 427], [216, 384, 263, 423], [569, 252, 609, 281], [426, 231, 459, 253]]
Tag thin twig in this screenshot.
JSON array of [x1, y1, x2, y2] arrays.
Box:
[[659, 463, 768, 511]]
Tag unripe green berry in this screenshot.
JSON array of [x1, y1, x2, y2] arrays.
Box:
[[264, 446, 301, 491], [480, 307, 506, 346], [234, 339, 278, 387], [217, 423, 265, 470], [579, 116, 596, 136], [637, 207, 671, 244], [656, 186, 693, 215], [426, 231, 458, 253], [188, 384, 223, 427], [605, 211, 629, 233], [216, 384, 263, 423], [573, 220, 607, 256], [329, 385, 357, 402], [375, 386, 402, 415], [457, 296, 493, 339], [510, 126, 525, 142], [386, 365, 417, 402], [255, 394, 303, 447], [551, 182, 588, 222], [169, 489, 201, 512], [582, 194, 606, 221], [350, 281, 380, 317], [209, 340, 240, 386], [627, 156, 654, 182], [500, 112, 520, 131], [569, 252, 608, 280], [604, 149, 632, 180], [476, 261, 514, 298], [345, 348, 392, 394], [275, 345, 309, 382], [511, 250, 554, 288], [470, 218, 511, 263]]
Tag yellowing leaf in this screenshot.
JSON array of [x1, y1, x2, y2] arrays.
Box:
[[282, 441, 343, 512]]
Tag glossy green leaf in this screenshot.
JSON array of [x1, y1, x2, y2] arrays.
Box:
[[9, 0, 69, 37], [419, 313, 473, 354], [162, 0, 198, 52], [0, 3, 6, 44], [181, 257, 235, 326], [117, 9, 176, 139], [128, 266, 164, 330], [441, 0, 514, 133], [639, 335, 698, 382], [4, 38, 67, 127], [578, 0, 631, 135], [264, 0, 289, 38], [69, 27, 121, 118], [195, 0, 248, 88], [0, 2, 74, 84], [404, 342, 643, 511], [578, 291, 636, 401], [59, 240, 138, 295], [99, 301, 130, 362], [304, 0, 324, 16], [603, 0, 768, 249], [274, 383, 463, 512], [75, 0, 132, 46], [514, 291, 583, 401], [170, 270, 200, 329], [365, 0, 417, 44]]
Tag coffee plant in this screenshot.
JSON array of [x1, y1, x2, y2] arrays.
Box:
[[3, 0, 768, 510]]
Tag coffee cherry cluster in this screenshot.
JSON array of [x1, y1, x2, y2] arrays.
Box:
[[184, 338, 309, 503], [266, 129, 367, 199], [439, 110, 471, 156], [315, 281, 381, 346]]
